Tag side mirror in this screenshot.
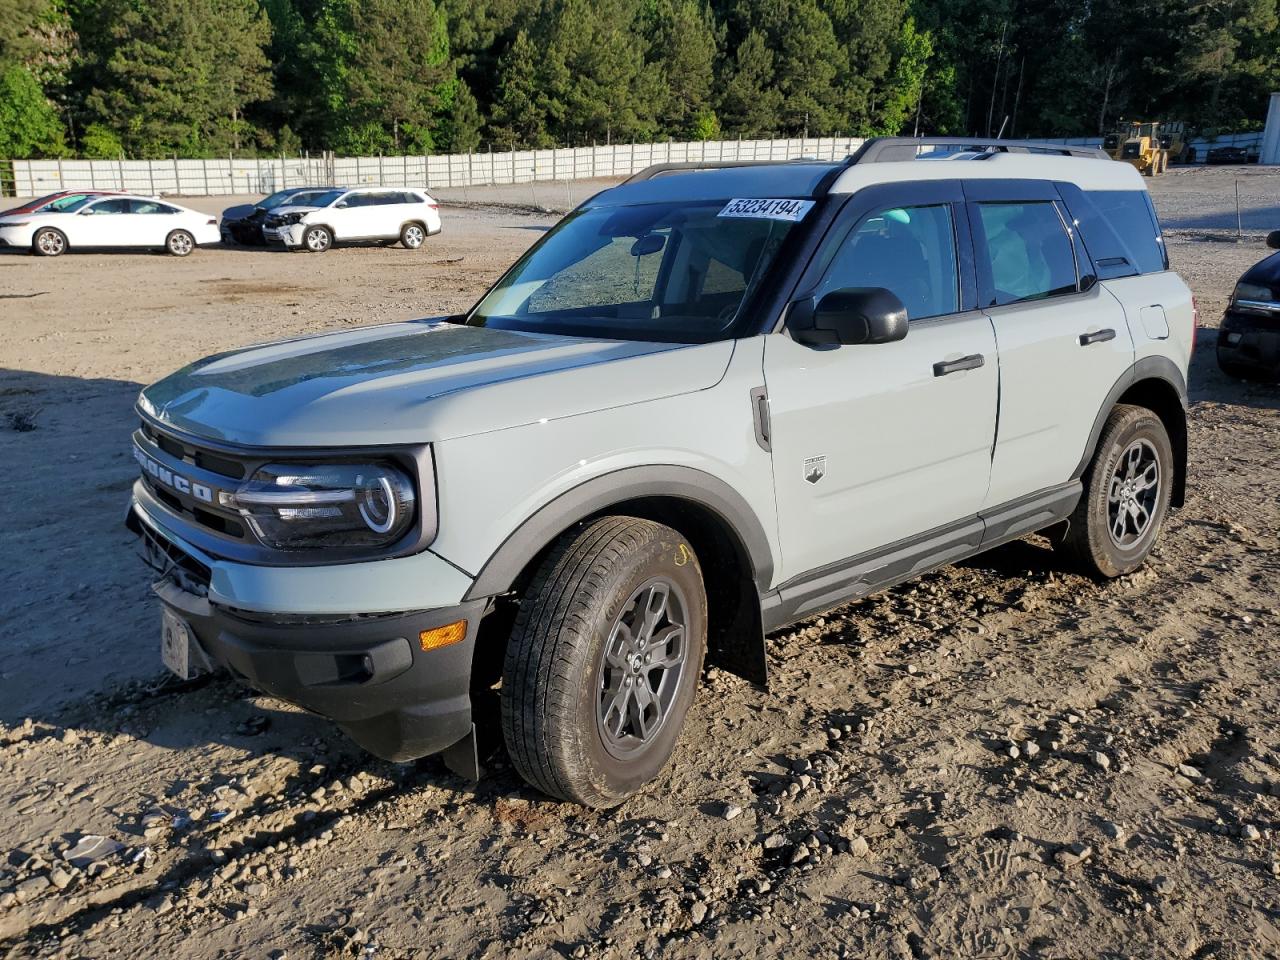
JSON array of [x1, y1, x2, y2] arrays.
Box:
[[78, 207, 95, 215], [1267, 230, 1280, 250], [334, 200, 348, 208], [790, 287, 909, 346]]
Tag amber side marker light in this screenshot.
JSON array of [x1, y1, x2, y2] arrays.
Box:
[[419, 620, 467, 651]]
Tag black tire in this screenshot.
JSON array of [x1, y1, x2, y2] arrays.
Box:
[[165, 229, 195, 257], [1217, 352, 1274, 382], [32, 227, 67, 257], [501, 516, 707, 807], [400, 221, 427, 249], [1057, 404, 1174, 578], [302, 224, 332, 253]]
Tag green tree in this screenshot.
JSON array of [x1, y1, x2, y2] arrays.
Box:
[[488, 27, 548, 147], [0, 62, 64, 155], [868, 15, 932, 135], [311, 0, 455, 153], [717, 28, 783, 136], [83, 0, 272, 155], [643, 0, 721, 138]]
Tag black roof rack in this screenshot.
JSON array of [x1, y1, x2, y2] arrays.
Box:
[[848, 136, 1108, 162], [618, 137, 1108, 195], [621, 158, 834, 185]]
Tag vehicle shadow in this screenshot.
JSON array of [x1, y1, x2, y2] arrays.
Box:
[[0, 367, 462, 780]]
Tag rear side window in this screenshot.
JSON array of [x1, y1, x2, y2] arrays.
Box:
[[973, 201, 1078, 306], [1085, 190, 1167, 274], [1056, 185, 1167, 277]]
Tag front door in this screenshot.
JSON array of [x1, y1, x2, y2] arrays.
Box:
[[963, 182, 1135, 507], [763, 181, 999, 586]]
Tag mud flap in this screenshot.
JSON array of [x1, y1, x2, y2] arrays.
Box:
[[442, 723, 483, 781], [706, 578, 769, 690]]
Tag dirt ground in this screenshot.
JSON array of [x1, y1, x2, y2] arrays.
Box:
[[1, 165, 1279, 959]]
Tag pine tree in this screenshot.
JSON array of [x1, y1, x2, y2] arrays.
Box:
[[643, 0, 721, 138], [717, 28, 783, 136], [488, 27, 548, 148], [83, 0, 271, 156], [313, 0, 455, 154]]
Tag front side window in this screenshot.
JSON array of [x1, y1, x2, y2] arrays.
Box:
[[816, 203, 959, 320], [975, 201, 1078, 306], [86, 198, 132, 215], [471, 199, 804, 342]]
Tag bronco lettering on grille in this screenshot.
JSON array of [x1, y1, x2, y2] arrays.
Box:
[[134, 445, 217, 504]]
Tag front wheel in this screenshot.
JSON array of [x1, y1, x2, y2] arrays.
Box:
[[1057, 404, 1173, 577], [302, 225, 332, 253], [165, 229, 195, 257], [501, 516, 707, 807], [32, 227, 67, 257]]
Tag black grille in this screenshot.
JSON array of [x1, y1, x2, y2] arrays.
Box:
[[137, 519, 212, 596]]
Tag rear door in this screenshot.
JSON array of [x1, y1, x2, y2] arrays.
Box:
[[965, 180, 1134, 508], [763, 180, 999, 584], [127, 199, 183, 246]]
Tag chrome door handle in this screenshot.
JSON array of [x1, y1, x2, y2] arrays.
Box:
[[1079, 328, 1117, 346], [933, 354, 985, 377]]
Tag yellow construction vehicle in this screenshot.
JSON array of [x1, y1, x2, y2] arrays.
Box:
[[1102, 120, 1192, 176]]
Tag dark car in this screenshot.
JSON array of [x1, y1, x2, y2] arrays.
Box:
[[1218, 231, 1280, 380], [1205, 145, 1256, 165], [220, 187, 334, 245]]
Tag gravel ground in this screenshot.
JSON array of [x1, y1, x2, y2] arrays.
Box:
[[0, 165, 1279, 959]]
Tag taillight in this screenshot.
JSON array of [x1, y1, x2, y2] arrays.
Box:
[[428, 203, 439, 210]]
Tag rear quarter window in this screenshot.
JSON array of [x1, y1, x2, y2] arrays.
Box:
[[1058, 185, 1167, 277]]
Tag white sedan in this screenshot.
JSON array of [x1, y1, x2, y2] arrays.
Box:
[[0, 195, 221, 257]]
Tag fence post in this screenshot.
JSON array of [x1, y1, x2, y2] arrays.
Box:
[[117, 153, 125, 191], [282, 153, 288, 189], [55, 157, 64, 191]]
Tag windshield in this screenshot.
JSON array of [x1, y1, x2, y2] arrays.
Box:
[[469, 199, 806, 342], [57, 195, 99, 213], [259, 190, 304, 209], [289, 189, 341, 208], [40, 194, 97, 212]]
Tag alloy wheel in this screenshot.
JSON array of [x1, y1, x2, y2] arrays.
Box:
[[1107, 438, 1160, 548], [596, 578, 689, 760]]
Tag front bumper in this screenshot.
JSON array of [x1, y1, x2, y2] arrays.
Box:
[[128, 498, 484, 761], [155, 576, 483, 761], [264, 223, 304, 247], [1218, 308, 1280, 378]]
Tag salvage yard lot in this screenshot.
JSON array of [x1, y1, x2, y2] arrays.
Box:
[[1, 165, 1279, 958]]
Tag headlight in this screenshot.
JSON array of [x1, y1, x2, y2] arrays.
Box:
[[223, 462, 416, 550], [1233, 282, 1274, 304], [281, 212, 306, 225]]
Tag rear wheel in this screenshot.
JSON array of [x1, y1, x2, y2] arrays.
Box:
[[165, 229, 195, 257], [400, 222, 426, 249], [32, 227, 67, 257], [501, 516, 707, 807], [302, 225, 332, 253], [1057, 404, 1173, 577]]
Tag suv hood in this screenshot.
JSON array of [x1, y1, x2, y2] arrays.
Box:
[[270, 203, 324, 217], [138, 320, 732, 447]]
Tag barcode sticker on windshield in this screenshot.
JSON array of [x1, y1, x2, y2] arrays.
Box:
[[718, 198, 815, 221]]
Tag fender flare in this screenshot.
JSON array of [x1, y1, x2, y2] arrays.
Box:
[[1072, 355, 1189, 502], [462, 464, 775, 602]]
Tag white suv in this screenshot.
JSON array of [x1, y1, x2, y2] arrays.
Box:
[[129, 138, 1193, 807], [262, 186, 441, 252]]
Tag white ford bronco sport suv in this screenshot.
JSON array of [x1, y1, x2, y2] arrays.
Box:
[[129, 137, 1193, 807]]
